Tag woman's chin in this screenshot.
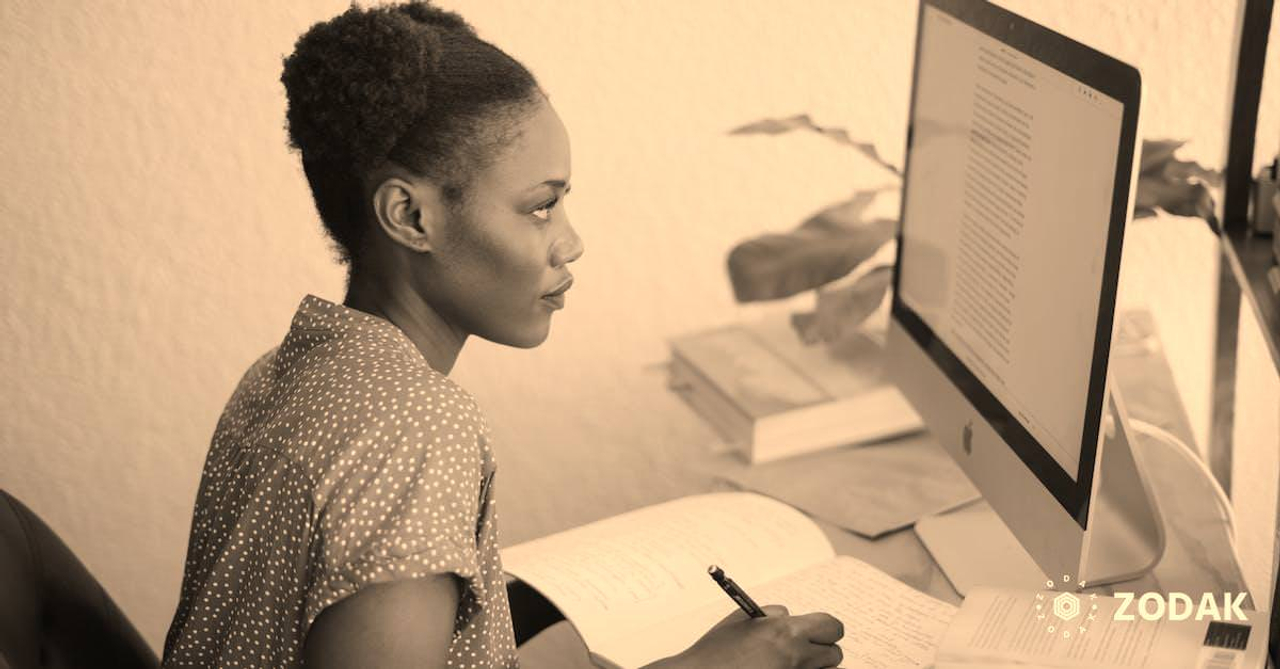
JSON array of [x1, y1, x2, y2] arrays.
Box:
[[486, 319, 552, 349]]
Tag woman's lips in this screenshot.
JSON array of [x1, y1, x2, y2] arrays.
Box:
[[541, 276, 573, 310]]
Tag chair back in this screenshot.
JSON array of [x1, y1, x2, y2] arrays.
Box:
[[0, 490, 158, 669]]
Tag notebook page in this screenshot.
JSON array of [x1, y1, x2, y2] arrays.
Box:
[[600, 555, 957, 669], [760, 556, 958, 668], [502, 492, 834, 651]]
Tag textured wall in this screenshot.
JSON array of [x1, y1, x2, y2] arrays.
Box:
[[1, 0, 1276, 652]]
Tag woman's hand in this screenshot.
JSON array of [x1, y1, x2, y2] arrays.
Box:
[[641, 605, 845, 669]]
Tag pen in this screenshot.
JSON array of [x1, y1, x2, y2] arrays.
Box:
[[708, 565, 767, 618]]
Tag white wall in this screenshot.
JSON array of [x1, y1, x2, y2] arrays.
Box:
[[1, 0, 1275, 652]]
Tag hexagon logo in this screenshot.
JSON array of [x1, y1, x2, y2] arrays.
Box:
[[1053, 592, 1081, 621]]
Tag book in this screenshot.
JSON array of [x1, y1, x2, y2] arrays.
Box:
[[501, 492, 958, 669], [667, 316, 923, 463]]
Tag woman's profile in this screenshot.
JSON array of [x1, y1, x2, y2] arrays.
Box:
[[162, 3, 844, 667]]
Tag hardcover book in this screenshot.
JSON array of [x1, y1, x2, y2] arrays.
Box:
[[668, 317, 922, 463]]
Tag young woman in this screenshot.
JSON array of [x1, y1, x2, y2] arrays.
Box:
[[163, 3, 844, 668]]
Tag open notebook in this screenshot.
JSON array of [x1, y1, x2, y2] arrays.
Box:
[[502, 492, 957, 668]]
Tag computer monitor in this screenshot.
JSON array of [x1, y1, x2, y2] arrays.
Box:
[[886, 0, 1157, 591]]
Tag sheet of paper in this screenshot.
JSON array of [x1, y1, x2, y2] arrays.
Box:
[[713, 433, 979, 537], [501, 492, 835, 650], [935, 587, 1268, 669], [762, 556, 959, 668], [602, 555, 958, 669]]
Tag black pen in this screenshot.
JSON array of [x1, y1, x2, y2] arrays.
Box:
[[708, 565, 767, 618]]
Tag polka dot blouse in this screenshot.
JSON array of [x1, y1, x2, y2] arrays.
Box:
[[163, 295, 517, 667]]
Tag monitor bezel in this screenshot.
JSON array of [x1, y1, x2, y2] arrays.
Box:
[[890, 0, 1141, 529]]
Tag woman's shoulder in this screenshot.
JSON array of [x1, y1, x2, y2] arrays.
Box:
[[302, 367, 494, 519], [336, 344, 484, 422], [282, 325, 482, 413], [295, 348, 491, 471]]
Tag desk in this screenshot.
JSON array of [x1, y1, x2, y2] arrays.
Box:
[[515, 308, 1243, 668]]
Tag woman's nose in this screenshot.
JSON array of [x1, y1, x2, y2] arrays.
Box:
[[551, 223, 584, 267]]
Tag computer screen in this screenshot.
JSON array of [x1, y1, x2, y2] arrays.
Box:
[[894, 2, 1128, 504]]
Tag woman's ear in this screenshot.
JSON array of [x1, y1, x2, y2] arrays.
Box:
[[371, 176, 447, 254]]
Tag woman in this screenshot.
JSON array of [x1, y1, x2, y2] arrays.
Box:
[[163, 3, 844, 668]]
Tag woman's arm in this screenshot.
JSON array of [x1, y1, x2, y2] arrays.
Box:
[[507, 579, 565, 645], [302, 574, 460, 668]]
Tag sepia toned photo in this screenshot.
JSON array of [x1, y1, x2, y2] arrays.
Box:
[[2, 1, 1279, 667]]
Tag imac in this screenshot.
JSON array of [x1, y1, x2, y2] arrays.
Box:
[[886, 0, 1161, 592]]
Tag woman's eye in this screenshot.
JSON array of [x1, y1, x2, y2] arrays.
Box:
[[532, 198, 558, 221]]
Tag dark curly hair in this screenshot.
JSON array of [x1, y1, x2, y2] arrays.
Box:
[[281, 2, 541, 266]]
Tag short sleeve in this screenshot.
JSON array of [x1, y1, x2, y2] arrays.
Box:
[[303, 391, 488, 635]]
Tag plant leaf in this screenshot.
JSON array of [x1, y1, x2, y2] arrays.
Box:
[[729, 114, 902, 176], [798, 188, 888, 233], [1132, 139, 1222, 223], [727, 217, 896, 303], [1139, 139, 1186, 175], [1159, 158, 1224, 187], [791, 266, 894, 345], [727, 188, 897, 302], [1135, 175, 1217, 220]]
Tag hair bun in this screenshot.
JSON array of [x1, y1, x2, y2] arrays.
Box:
[[281, 3, 472, 172], [395, 2, 473, 31]]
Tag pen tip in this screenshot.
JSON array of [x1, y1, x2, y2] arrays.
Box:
[[708, 565, 721, 576]]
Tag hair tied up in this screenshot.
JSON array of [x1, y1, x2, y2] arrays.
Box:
[[281, 1, 539, 267], [283, 3, 466, 172]]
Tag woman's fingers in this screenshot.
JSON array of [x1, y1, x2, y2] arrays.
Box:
[[791, 612, 844, 645], [713, 603, 790, 630]]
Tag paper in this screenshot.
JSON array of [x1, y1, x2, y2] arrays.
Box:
[[501, 492, 835, 654], [760, 556, 957, 668], [934, 587, 1268, 669], [586, 557, 956, 669], [503, 492, 958, 669], [612, 556, 957, 669], [713, 434, 979, 537]]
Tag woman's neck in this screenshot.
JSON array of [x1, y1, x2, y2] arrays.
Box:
[[343, 269, 467, 375]]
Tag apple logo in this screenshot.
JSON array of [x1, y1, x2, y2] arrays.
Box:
[[962, 421, 974, 455]]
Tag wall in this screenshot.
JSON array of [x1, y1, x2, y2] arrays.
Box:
[[1, 0, 1275, 651]]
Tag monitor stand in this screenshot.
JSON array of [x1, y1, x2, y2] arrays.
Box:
[[916, 390, 1167, 595]]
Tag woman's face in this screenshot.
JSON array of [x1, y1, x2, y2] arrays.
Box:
[[417, 100, 583, 348]]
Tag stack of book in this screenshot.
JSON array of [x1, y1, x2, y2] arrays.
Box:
[[668, 316, 922, 463]]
